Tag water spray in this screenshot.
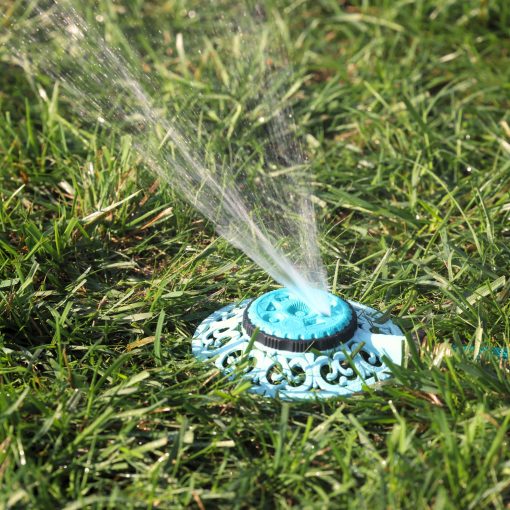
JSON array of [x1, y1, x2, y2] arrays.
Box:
[[193, 288, 405, 400]]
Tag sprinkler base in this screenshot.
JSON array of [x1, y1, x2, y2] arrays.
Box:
[[192, 295, 405, 400]]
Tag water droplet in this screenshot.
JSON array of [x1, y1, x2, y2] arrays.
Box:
[[66, 23, 83, 38]]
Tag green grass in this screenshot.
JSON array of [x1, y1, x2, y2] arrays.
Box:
[[1, 0, 510, 508]]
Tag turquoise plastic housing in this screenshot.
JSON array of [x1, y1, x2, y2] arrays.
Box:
[[246, 288, 355, 341]]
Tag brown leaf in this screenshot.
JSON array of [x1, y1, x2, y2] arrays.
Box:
[[139, 207, 173, 230]]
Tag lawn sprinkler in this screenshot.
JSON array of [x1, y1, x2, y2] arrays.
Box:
[[192, 288, 405, 400]]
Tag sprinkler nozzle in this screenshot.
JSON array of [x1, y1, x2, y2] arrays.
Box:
[[242, 289, 357, 353]]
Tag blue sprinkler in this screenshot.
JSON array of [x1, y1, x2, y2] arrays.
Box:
[[192, 288, 405, 400]]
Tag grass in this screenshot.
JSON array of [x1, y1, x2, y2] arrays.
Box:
[[1, 0, 510, 508]]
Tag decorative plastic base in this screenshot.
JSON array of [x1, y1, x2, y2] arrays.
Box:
[[192, 296, 405, 400]]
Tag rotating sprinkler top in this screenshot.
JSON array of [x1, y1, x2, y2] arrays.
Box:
[[243, 289, 357, 352], [193, 288, 405, 401]]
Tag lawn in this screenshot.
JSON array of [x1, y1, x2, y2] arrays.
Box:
[[1, 0, 510, 508]]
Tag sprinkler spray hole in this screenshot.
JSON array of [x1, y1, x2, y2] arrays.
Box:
[[287, 301, 310, 317], [262, 313, 285, 323]]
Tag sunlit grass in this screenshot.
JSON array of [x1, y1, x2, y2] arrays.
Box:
[[1, 0, 510, 508]]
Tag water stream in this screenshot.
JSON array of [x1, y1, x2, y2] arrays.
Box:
[[2, 0, 332, 314]]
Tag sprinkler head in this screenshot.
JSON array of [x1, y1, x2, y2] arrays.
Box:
[[192, 288, 405, 400], [242, 289, 357, 352]]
